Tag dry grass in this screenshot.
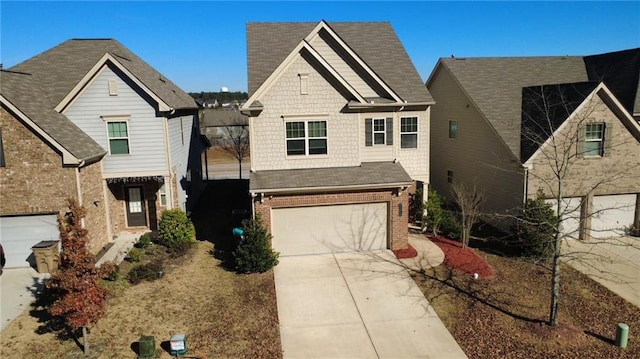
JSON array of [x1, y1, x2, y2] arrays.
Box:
[[413, 248, 640, 358], [206, 146, 250, 165], [0, 241, 281, 359]]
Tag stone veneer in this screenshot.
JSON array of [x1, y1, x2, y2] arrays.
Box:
[[254, 188, 410, 251]]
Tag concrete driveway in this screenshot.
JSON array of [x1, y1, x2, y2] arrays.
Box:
[[0, 267, 49, 332], [563, 236, 640, 307], [274, 251, 467, 358]]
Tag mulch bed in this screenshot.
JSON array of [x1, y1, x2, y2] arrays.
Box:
[[429, 235, 495, 278], [392, 243, 418, 259]]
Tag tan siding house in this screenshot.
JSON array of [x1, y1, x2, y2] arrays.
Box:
[[426, 48, 640, 238], [244, 21, 433, 254]]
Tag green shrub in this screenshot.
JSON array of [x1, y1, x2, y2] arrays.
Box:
[[440, 208, 462, 240], [158, 208, 196, 255], [409, 187, 425, 225], [515, 190, 559, 259], [233, 216, 279, 273], [424, 188, 444, 234], [127, 247, 144, 262], [135, 233, 153, 249], [128, 261, 165, 285]]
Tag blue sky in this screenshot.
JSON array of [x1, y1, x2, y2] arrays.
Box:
[[2, 1, 639, 93]]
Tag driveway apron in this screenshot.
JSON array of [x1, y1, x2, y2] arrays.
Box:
[[274, 251, 467, 358]]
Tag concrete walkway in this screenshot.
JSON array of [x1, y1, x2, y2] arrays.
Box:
[[0, 233, 138, 332], [563, 236, 640, 307], [274, 248, 466, 358], [400, 233, 445, 271]]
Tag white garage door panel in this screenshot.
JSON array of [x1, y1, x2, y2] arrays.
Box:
[[546, 197, 581, 239], [591, 194, 636, 239], [0, 215, 59, 268], [272, 203, 388, 256]]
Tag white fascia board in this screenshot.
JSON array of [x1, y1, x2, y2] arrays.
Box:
[[1, 95, 80, 165], [241, 40, 366, 112], [55, 53, 172, 113], [522, 82, 638, 167], [249, 181, 414, 195], [309, 21, 403, 103]]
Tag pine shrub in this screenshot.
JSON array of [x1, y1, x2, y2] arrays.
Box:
[[158, 209, 195, 255], [515, 191, 559, 259], [233, 216, 279, 273], [128, 261, 165, 284]]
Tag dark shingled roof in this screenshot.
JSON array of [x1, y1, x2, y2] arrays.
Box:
[[1, 70, 106, 162], [2, 39, 197, 163], [10, 39, 196, 110], [250, 161, 413, 193], [584, 47, 640, 116], [247, 22, 433, 104], [520, 82, 598, 161], [439, 56, 588, 160], [200, 109, 248, 127]]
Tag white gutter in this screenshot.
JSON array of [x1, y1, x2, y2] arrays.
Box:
[[249, 181, 414, 195]]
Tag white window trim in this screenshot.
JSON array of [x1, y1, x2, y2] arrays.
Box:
[[373, 118, 386, 145], [284, 119, 329, 157], [102, 115, 131, 155], [400, 116, 418, 149], [584, 122, 604, 157]]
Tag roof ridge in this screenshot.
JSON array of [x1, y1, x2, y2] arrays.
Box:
[[0, 69, 32, 76]]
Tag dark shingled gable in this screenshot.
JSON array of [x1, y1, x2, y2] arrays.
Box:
[[520, 82, 598, 162], [250, 161, 413, 193], [246, 21, 433, 104]]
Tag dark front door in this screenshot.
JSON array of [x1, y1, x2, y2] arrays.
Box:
[[125, 186, 147, 227]]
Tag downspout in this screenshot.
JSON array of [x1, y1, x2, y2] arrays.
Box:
[[523, 166, 529, 204], [163, 116, 174, 210], [75, 164, 86, 228]]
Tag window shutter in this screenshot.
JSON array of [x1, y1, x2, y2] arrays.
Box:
[[603, 122, 613, 157], [365, 118, 372, 146], [576, 125, 585, 158], [386, 117, 393, 146]]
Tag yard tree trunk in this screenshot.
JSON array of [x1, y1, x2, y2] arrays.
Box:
[[221, 126, 249, 180], [82, 326, 89, 354]]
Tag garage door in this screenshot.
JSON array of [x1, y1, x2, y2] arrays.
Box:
[[0, 214, 59, 268], [591, 194, 636, 239], [546, 197, 582, 239], [271, 203, 388, 256]]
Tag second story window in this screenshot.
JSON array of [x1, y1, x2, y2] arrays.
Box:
[[286, 120, 327, 156], [107, 121, 130, 155], [365, 118, 393, 146], [400, 117, 418, 148], [449, 120, 458, 139], [584, 123, 604, 157]]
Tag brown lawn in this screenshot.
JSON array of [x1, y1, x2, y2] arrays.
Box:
[[205, 146, 250, 165], [412, 236, 639, 358], [0, 241, 281, 359]]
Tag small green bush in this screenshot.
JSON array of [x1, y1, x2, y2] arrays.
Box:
[[424, 188, 444, 234], [515, 191, 559, 259], [135, 233, 153, 249], [440, 208, 462, 240], [158, 208, 196, 255], [128, 261, 165, 285], [127, 247, 144, 262], [409, 187, 425, 225], [233, 216, 279, 273]]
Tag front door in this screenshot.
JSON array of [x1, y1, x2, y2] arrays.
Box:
[[125, 186, 147, 227]]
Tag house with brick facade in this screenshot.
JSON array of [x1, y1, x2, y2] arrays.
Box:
[[0, 39, 204, 268], [242, 21, 433, 255], [426, 48, 640, 240]]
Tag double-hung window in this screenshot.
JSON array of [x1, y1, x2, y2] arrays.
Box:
[[400, 117, 418, 148], [106, 120, 130, 155], [158, 184, 167, 206], [584, 123, 604, 157], [449, 120, 458, 139], [365, 118, 393, 146], [286, 120, 327, 156]]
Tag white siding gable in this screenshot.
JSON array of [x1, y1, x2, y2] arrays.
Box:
[[168, 115, 194, 210], [63, 65, 168, 175]]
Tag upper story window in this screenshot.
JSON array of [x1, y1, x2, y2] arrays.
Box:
[[447, 170, 454, 184], [286, 120, 327, 156], [449, 120, 458, 139], [584, 123, 604, 157], [400, 117, 418, 148], [365, 118, 393, 146], [107, 121, 130, 155]]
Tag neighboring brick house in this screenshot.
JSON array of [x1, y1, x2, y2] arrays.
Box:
[[242, 21, 434, 255], [426, 48, 640, 239], [0, 39, 204, 268]]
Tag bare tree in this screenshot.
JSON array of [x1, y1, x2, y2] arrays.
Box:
[[220, 126, 249, 179], [450, 182, 484, 248], [520, 82, 640, 326]]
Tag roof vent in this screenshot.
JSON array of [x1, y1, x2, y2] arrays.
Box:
[[108, 79, 118, 96]]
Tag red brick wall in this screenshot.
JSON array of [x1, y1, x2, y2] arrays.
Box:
[[77, 162, 110, 253], [254, 189, 409, 250], [0, 107, 77, 215]]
